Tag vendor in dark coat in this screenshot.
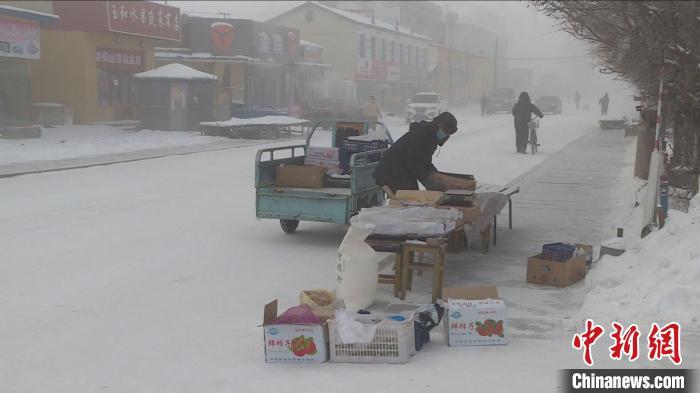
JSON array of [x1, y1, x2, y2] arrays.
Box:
[[372, 112, 458, 193], [512, 92, 544, 154]]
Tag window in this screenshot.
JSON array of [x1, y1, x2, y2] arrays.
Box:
[[390, 41, 395, 64], [415, 46, 420, 66], [370, 36, 376, 60], [305, 10, 314, 22], [358, 34, 366, 58], [97, 69, 135, 107], [399, 43, 404, 65], [407, 45, 412, 66], [423, 48, 428, 67]]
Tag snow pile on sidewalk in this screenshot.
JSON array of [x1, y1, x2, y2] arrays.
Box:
[[576, 193, 700, 331]]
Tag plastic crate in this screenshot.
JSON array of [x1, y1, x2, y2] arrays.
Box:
[[338, 150, 383, 170], [340, 138, 388, 153], [542, 242, 576, 262], [329, 314, 415, 364]]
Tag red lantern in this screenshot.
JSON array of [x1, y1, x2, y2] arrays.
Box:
[[210, 22, 235, 53]]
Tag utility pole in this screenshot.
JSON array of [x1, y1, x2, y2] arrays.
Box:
[[493, 38, 498, 90]]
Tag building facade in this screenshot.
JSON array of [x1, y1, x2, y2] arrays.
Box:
[[30, 0, 181, 124], [268, 2, 432, 114], [0, 1, 57, 128], [156, 15, 313, 116]]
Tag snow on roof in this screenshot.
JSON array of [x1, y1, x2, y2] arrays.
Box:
[[0, 4, 59, 22], [300, 39, 323, 49], [295, 62, 332, 68], [134, 63, 218, 80], [154, 52, 259, 62], [270, 1, 432, 42], [201, 116, 310, 127]]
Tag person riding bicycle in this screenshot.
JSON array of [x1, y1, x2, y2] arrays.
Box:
[[512, 92, 544, 154]]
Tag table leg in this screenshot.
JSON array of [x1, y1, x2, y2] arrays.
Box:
[[509, 198, 513, 229], [393, 251, 401, 298], [400, 246, 410, 300], [493, 215, 497, 246]]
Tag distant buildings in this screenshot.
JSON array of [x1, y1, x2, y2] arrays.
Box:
[[4, 0, 514, 127], [269, 1, 433, 113]]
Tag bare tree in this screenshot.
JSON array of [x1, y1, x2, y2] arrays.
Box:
[[532, 1, 700, 171]]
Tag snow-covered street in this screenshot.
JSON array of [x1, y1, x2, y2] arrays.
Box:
[[2, 103, 697, 393]]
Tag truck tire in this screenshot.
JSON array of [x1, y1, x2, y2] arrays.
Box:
[[280, 219, 299, 234]]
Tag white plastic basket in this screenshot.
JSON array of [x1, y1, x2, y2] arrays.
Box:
[[329, 314, 415, 364]]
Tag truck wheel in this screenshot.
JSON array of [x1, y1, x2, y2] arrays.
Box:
[[280, 219, 299, 234]]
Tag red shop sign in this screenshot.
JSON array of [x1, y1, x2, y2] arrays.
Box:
[[106, 1, 181, 41], [96, 47, 144, 72]]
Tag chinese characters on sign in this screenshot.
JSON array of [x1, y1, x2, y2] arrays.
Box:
[[572, 320, 682, 366], [96, 48, 144, 72], [107, 1, 181, 41], [0, 17, 40, 60]]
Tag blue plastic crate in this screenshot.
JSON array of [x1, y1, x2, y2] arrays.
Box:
[[542, 242, 576, 262], [340, 138, 388, 153]]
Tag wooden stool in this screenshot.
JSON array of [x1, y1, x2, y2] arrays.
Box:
[[377, 252, 403, 298], [400, 239, 446, 303]]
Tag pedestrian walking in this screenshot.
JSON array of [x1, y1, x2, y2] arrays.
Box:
[[575, 91, 581, 110], [480, 93, 489, 117], [363, 95, 382, 131], [598, 92, 609, 117]]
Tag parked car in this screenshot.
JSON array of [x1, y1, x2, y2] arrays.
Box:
[[535, 95, 563, 114], [405, 92, 447, 123], [486, 88, 516, 114]]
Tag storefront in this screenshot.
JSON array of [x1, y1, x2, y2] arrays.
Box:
[[160, 16, 301, 112], [30, 1, 181, 124], [0, 5, 57, 128]]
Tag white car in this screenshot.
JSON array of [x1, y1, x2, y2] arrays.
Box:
[[405, 92, 447, 123]]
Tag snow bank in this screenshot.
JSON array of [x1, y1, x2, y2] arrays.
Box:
[[0, 125, 223, 165], [576, 193, 700, 330], [200, 116, 309, 127]]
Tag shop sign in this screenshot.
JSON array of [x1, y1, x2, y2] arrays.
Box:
[[106, 1, 181, 41], [254, 22, 299, 63], [96, 47, 144, 72], [0, 17, 40, 60], [356, 59, 388, 81]]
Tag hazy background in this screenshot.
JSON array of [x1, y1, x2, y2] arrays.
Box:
[[162, 1, 634, 106]]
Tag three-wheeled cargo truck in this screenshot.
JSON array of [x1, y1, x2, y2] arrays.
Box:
[[255, 120, 393, 233]]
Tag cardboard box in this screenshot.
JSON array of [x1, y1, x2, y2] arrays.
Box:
[[443, 286, 507, 346], [275, 165, 326, 188], [437, 204, 480, 225], [526, 254, 587, 287], [307, 146, 339, 161], [394, 190, 445, 203], [262, 300, 329, 363]]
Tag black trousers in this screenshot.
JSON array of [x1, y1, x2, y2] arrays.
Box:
[[515, 126, 529, 152]]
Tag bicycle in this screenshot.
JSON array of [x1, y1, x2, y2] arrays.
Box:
[[527, 117, 540, 154]]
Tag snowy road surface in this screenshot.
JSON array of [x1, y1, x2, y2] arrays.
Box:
[[3, 103, 694, 393]]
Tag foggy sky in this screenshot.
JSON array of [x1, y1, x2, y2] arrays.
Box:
[[161, 1, 634, 100]]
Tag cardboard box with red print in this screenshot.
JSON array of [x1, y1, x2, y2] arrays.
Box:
[[443, 286, 507, 346], [262, 300, 329, 363]]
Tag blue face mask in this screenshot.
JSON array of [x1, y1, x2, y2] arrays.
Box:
[[436, 128, 450, 145]]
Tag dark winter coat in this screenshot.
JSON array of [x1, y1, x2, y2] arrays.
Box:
[[372, 121, 439, 192], [512, 92, 543, 130]]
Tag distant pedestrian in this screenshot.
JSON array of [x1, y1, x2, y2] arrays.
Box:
[[363, 95, 382, 131], [574, 91, 581, 110], [599, 92, 609, 117], [480, 93, 489, 117]]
